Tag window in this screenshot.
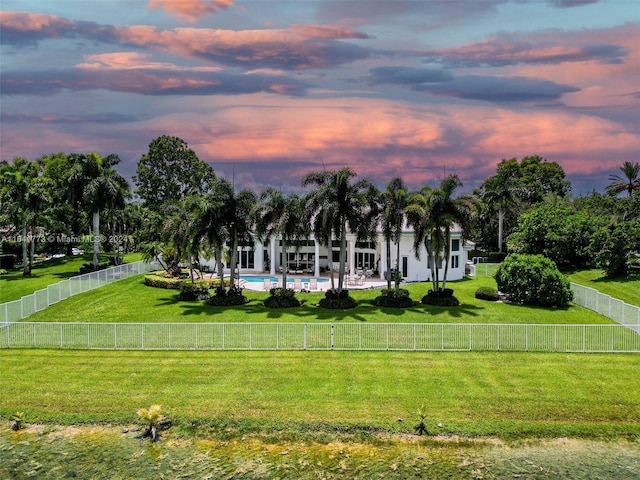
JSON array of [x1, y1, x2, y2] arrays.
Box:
[[452, 239, 460, 251], [239, 250, 254, 269], [451, 255, 459, 269]]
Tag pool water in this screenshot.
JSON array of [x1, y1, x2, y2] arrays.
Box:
[[238, 275, 327, 283]]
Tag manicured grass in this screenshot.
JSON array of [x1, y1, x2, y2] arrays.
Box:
[[0, 252, 143, 303], [23, 274, 612, 324], [1, 349, 639, 439], [568, 269, 640, 307]]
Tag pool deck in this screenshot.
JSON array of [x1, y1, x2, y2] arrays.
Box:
[[202, 272, 389, 292]]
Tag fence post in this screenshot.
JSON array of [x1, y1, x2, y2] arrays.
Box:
[[33, 323, 36, 347], [142, 324, 145, 349], [386, 324, 389, 351], [525, 324, 529, 352], [303, 324, 307, 350], [331, 324, 334, 350], [60, 323, 63, 349], [413, 324, 416, 351]]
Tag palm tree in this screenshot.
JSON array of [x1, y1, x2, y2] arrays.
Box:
[[481, 161, 520, 252], [0, 158, 49, 275], [380, 177, 409, 290], [162, 196, 204, 282], [203, 179, 257, 291], [607, 161, 640, 197], [191, 187, 228, 286], [254, 188, 310, 287], [302, 168, 374, 293], [407, 175, 475, 293], [68, 153, 130, 267]]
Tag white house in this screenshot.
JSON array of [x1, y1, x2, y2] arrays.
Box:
[[205, 225, 473, 283]]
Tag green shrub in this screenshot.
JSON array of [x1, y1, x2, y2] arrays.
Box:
[[205, 286, 248, 306], [143, 273, 181, 290], [0, 269, 7, 276], [79, 263, 109, 275], [177, 282, 212, 301], [318, 289, 357, 309], [264, 287, 301, 308], [487, 252, 507, 263], [475, 286, 499, 302], [144, 271, 220, 292], [421, 291, 460, 306], [373, 288, 414, 307], [0, 254, 17, 269], [494, 253, 573, 307]]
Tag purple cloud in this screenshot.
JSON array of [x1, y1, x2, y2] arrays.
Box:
[[0, 68, 309, 96]]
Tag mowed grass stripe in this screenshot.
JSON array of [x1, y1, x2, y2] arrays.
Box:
[[4, 322, 639, 351], [22, 275, 614, 324], [1, 349, 639, 439]]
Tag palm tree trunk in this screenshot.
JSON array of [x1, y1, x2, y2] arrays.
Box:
[[386, 237, 392, 290], [29, 233, 35, 273], [327, 229, 336, 292], [442, 228, 450, 290], [229, 231, 238, 290], [498, 208, 504, 253], [282, 239, 288, 286], [92, 211, 100, 267], [21, 224, 29, 276], [395, 238, 401, 291], [337, 219, 347, 292]]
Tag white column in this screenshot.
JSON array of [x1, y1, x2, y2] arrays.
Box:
[[314, 238, 320, 277], [349, 238, 356, 275], [254, 240, 264, 273], [270, 236, 276, 275], [379, 238, 387, 280]]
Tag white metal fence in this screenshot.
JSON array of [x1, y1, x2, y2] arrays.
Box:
[[571, 283, 640, 332], [471, 262, 640, 333], [0, 260, 157, 324], [1, 322, 638, 352]]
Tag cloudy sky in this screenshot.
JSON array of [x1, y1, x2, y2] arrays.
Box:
[[1, 0, 639, 195]]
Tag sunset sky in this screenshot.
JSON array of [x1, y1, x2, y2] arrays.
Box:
[[1, 0, 639, 196]]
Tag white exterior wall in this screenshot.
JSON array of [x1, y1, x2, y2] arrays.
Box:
[[379, 231, 467, 283], [199, 228, 469, 282]]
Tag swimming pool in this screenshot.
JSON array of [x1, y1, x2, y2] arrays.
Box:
[[239, 275, 327, 283]]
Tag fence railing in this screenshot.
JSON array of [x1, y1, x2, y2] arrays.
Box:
[[0, 260, 157, 324], [570, 283, 640, 332], [471, 262, 640, 333], [1, 322, 638, 352]]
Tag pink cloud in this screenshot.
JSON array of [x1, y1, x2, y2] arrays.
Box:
[[147, 0, 234, 23]]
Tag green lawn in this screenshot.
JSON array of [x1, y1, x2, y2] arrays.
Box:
[[1, 349, 638, 440], [22, 274, 613, 325], [568, 269, 640, 307], [0, 252, 144, 303]]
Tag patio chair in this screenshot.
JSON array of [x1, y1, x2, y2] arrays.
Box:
[[294, 278, 303, 291], [309, 278, 318, 291]]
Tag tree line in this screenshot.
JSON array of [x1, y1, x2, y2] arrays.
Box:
[[1, 135, 639, 287]]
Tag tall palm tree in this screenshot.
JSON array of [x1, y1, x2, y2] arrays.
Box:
[[302, 168, 374, 293], [203, 179, 257, 290], [254, 188, 310, 287], [407, 175, 475, 293], [162, 196, 204, 282], [380, 177, 409, 290], [607, 161, 640, 197], [0, 158, 49, 275], [191, 187, 228, 286], [481, 161, 520, 252], [68, 153, 130, 267]]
